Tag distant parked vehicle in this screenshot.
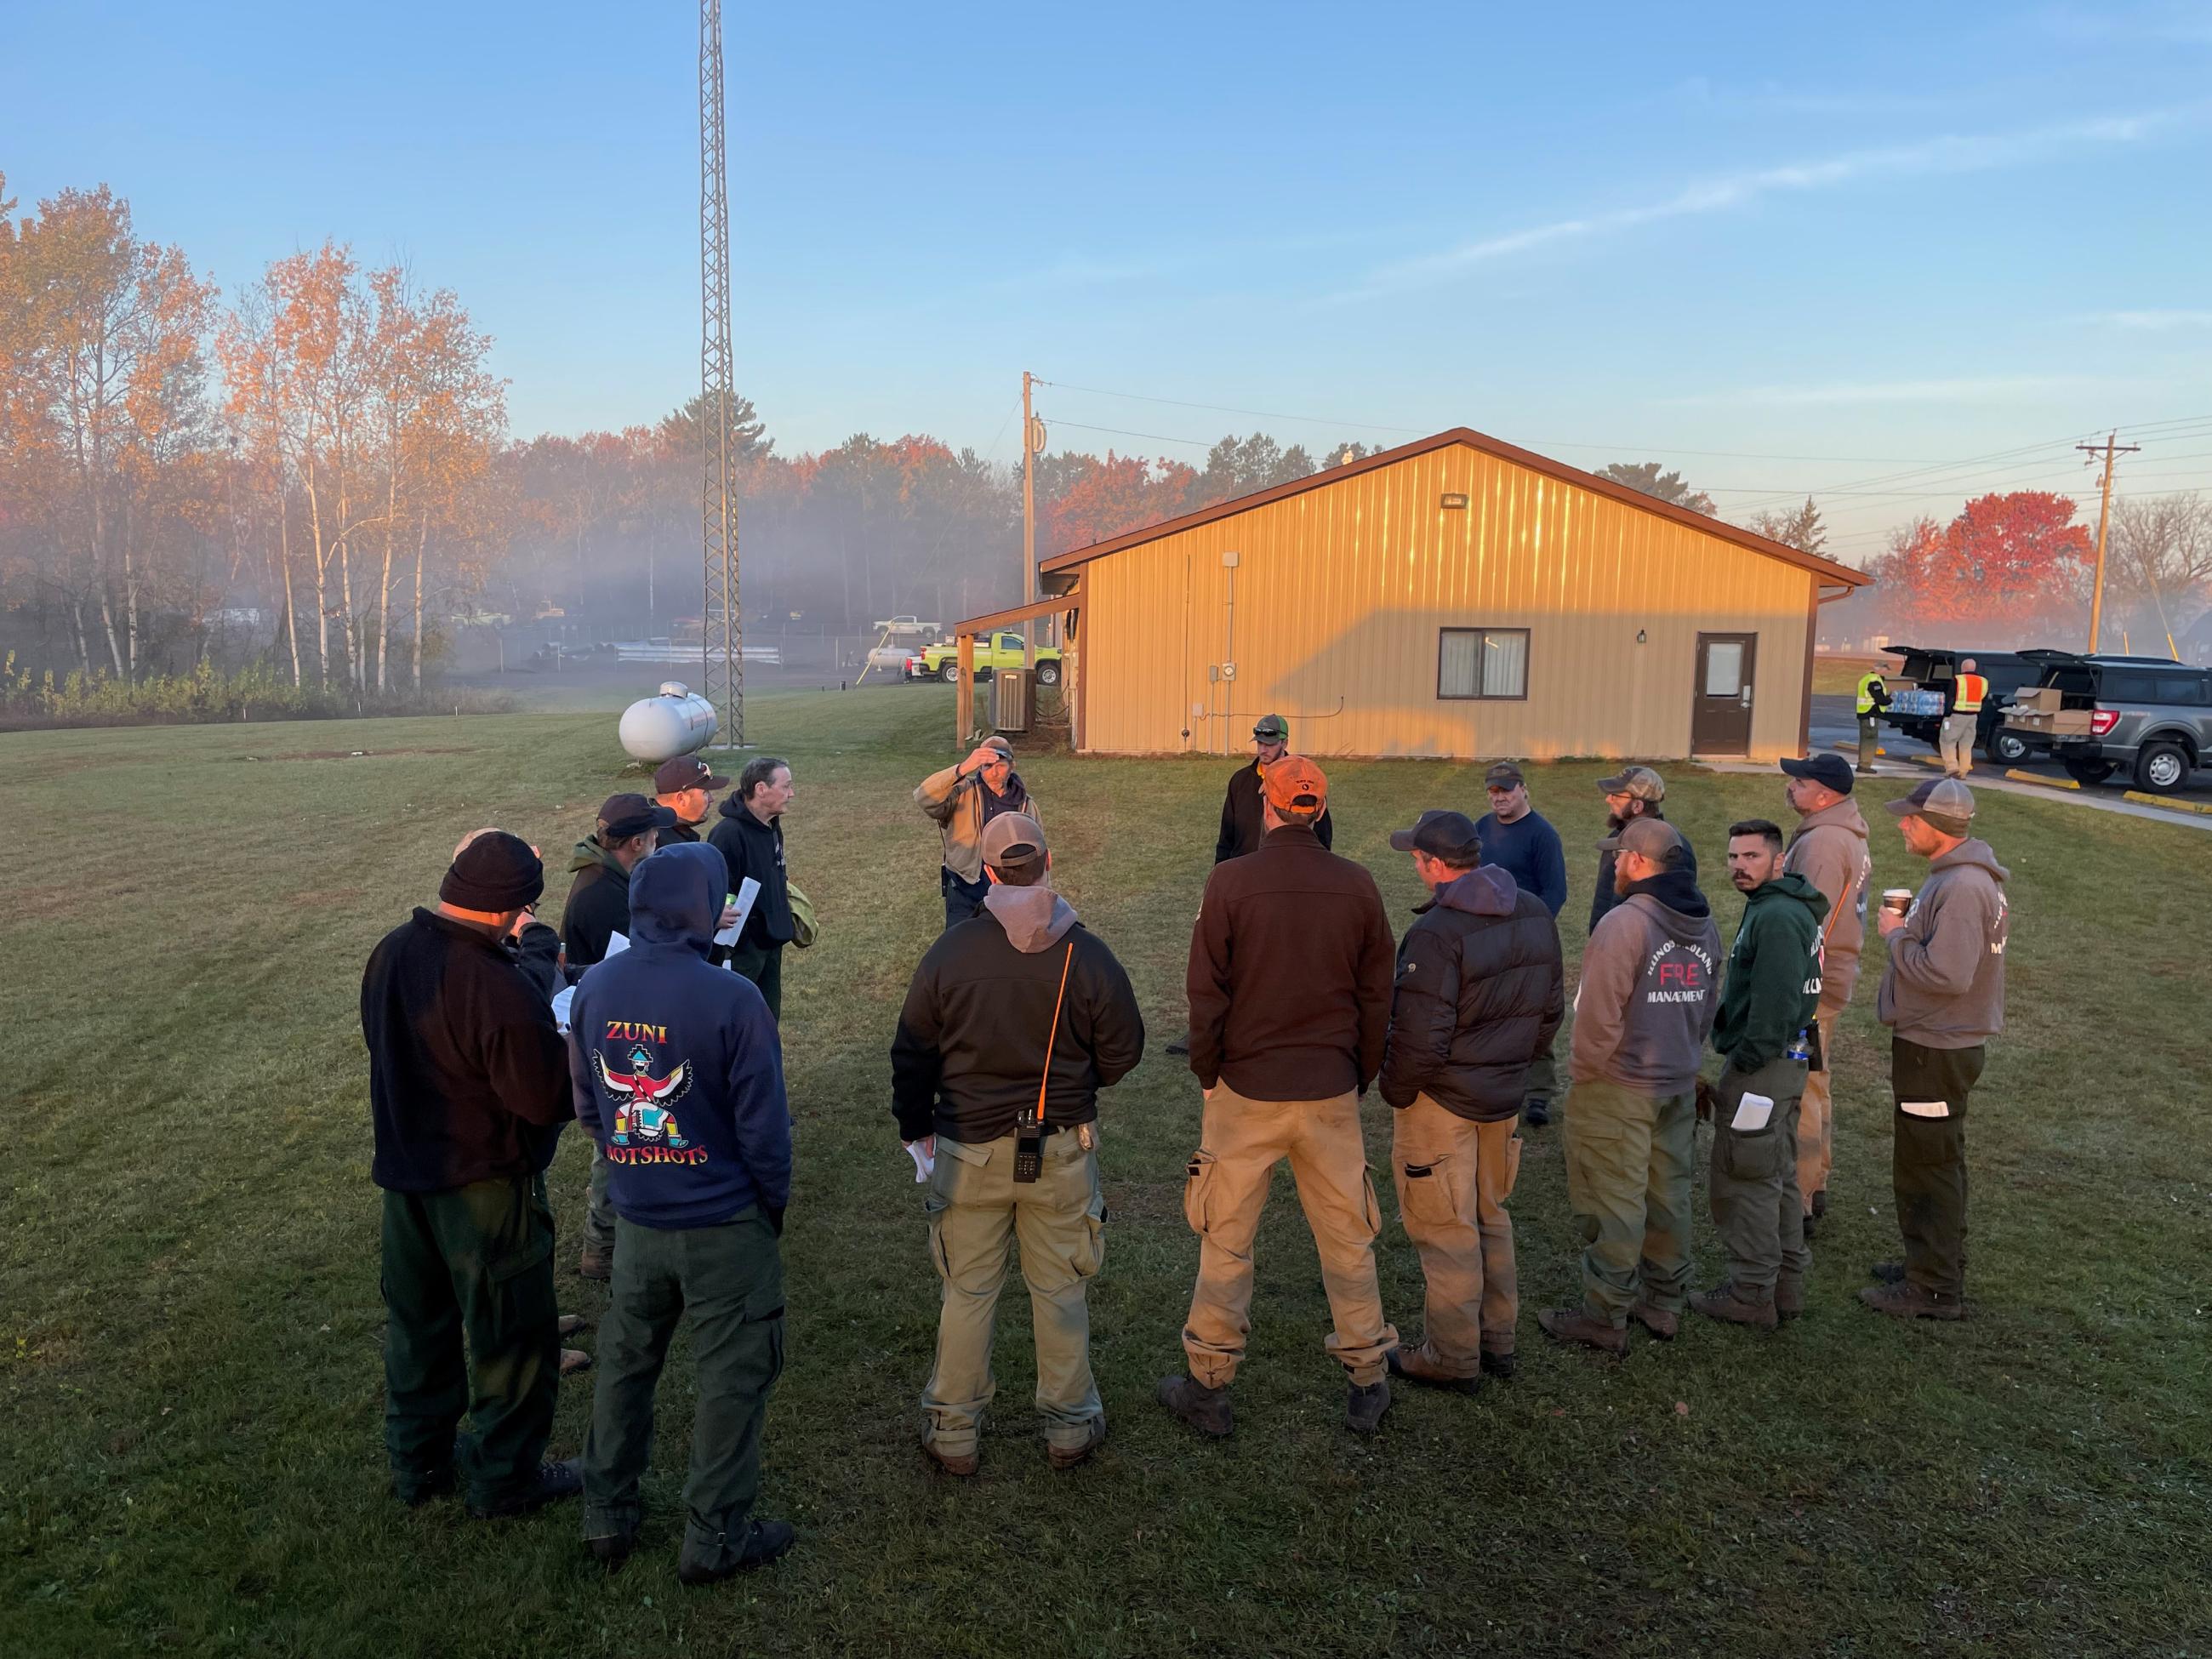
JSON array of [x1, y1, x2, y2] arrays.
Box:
[[2003, 653, 2211, 794], [1878, 645, 2069, 766], [907, 631, 1063, 686]]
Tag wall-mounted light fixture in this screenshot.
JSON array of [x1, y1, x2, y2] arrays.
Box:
[[1636, 630, 1648, 644], [1440, 493, 1469, 510]]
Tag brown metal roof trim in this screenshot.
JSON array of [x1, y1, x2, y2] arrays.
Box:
[[1035, 425, 1873, 590]]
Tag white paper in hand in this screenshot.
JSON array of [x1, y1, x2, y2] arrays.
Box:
[[550, 983, 576, 1034], [906, 1142, 935, 1183], [1731, 1092, 1775, 1132], [604, 931, 630, 958], [713, 877, 762, 949]]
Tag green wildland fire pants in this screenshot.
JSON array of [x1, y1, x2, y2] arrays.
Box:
[[583, 1208, 784, 1571], [921, 1129, 1107, 1458], [380, 1171, 561, 1509], [1707, 1058, 1811, 1294], [1891, 1038, 1985, 1298], [1561, 1080, 1696, 1325]]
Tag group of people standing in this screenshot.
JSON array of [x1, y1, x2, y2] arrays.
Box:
[[357, 709, 2010, 1579]]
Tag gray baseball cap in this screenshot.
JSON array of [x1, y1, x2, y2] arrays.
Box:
[[1885, 777, 1975, 831], [1594, 817, 1685, 864], [1252, 714, 1289, 742], [978, 811, 1047, 871]]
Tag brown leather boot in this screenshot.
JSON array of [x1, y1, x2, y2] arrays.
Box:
[[1046, 1416, 1107, 1471], [1388, 1346, 1482, 1395], [1774, 1275, 1804, 1320], [1537, 1306, 1628, 1356], [577, 1245, 613, 1282], [1628, 1301, 1679, 1341], [1156, 1374, 1234, 1438], [921, 1436, 979, 1477], [1858, 1280, 1965, 1321], [1690, 1280, 1779, 1329]]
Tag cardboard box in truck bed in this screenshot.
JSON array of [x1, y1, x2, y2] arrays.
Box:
[[2010, 686, 2066, 715], [2004, 706, 2094, 737]]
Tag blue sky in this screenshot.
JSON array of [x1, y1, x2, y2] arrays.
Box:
[[5, 0, 2209, 562]]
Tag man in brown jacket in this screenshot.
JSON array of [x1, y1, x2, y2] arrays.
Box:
[[1780, 753, 1873, 1233], [1160, 757, 1400, 1437]]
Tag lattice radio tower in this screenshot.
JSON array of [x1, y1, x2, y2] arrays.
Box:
[[699, 0, 743, 746]]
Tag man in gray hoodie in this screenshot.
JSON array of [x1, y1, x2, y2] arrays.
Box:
[[1542, 818, 1723, 1356], [1864, 778, 2008, 1320], [1780, 754, 1873, 1234], [889, 813, 1145, 1473]]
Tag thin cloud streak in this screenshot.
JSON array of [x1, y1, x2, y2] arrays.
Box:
[[1662, 375, 2104, 408], [2091, 309, 2212, 330], [1326, 105, 2204, 305]]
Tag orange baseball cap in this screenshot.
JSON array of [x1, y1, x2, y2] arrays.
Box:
[[1263, 755, 1329, 818]]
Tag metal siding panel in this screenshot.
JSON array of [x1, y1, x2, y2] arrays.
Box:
[[1077, 442, 1816, 760]]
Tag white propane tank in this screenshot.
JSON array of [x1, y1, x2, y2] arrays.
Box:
[[618, 681, 719, 763]]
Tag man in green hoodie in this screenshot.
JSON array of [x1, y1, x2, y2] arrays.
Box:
[[1694, 819, 1826, 1330]]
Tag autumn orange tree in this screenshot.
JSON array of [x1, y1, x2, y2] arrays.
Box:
[[1862, 492, 2093, 641], [0, 178, 219, 678]]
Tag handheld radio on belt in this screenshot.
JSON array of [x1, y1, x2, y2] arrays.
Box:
[[1014, 942, 1077, 1183]]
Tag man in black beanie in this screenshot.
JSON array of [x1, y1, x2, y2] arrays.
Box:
[[361, 830, 583, 1519]]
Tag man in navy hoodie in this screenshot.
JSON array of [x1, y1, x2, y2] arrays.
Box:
[[567, 843, 795, 1582]]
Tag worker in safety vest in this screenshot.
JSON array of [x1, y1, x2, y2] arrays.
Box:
[[1854, 669, 1890, 775], [1938, 659, 1989, 780]]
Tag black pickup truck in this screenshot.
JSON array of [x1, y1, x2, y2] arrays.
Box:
[[1877, 646, 2069, 765]]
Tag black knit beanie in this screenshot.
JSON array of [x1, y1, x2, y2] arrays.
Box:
[[439, 830, 544, 911]]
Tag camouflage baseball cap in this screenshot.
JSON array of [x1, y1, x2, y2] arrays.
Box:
[[1596, 765, 1666, 802]]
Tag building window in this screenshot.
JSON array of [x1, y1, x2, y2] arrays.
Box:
[[1438, 627, 1529, 700]]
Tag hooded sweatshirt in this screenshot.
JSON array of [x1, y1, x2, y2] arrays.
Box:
[[567, 844, 791, 1228], [1877, 838, 2010, 1049], [1571, 865, 1723, 1095], [1711, 873, 1827, 1074], [890, 882, 1145, 1143], [562, 836, 634, 968], [1589, 815, 1699, 935], [1378, 864, 1566, 1121], [708, 794, 794, 950], [1784, 796, 1872, 1018]]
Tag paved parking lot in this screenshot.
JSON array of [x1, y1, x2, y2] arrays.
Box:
[[1804, 694, 2212, 824]]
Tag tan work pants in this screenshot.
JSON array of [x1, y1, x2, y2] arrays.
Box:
[[1939, 712, 1976, 776], [1797, 1011, 1839, 1213], [921, 1131, 1106, 1458], [1179, 1084, 1397, 1388], [1391, 1096, 1522, 1375]]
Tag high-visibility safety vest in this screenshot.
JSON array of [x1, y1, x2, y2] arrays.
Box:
[[1953, 672, 1989, 713], [1856, 671, 1886, 715]]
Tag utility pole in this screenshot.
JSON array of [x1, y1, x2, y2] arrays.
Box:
[[1021, 369, 1037, 669], [2077, 431, 2140, 654], [699, 0, 743, 747]]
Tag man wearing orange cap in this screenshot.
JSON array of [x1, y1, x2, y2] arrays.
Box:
[[1160, 755, 1400, 1437]]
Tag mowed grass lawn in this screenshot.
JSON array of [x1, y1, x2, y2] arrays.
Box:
[[5, 687, 2209, 1659]]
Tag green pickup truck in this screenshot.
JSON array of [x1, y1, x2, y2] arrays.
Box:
[[906, 631, 1063, 686]]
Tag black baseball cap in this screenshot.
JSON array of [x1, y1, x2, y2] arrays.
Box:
[[1388, 809, 1483, 862], [1779, 752, 1856, 795], [653, 755, 730, 795], [597, 792, 679, 841]]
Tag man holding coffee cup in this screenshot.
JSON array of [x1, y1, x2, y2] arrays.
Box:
[[1865, 778, 2010, 1320]]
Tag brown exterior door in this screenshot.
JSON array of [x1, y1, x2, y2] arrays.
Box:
[[1693, 632, 1757, 754]]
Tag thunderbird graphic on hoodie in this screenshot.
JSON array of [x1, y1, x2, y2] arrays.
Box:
[[567, 842, 791, 1228], [1570, 863, 1724, 1097]]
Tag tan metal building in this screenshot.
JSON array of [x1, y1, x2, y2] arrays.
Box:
[[1033, 426, 1873, 762]]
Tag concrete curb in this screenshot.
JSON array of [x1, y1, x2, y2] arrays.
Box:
[[2006, 768, 2079, 790], [1833, 740, 1890, 756], [2124, 790, 2212, 815]]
